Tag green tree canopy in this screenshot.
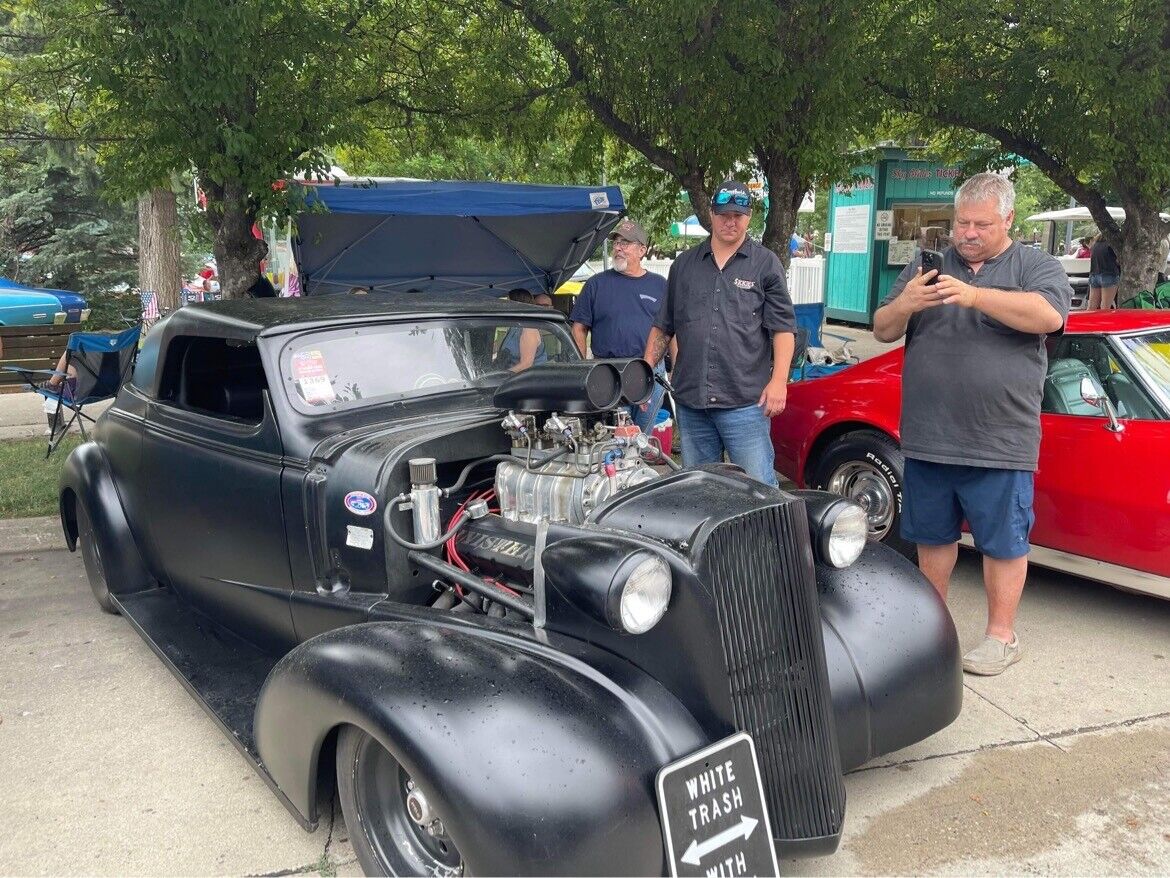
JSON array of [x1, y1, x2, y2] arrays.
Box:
[[496, 0, 894, 261], [880, 0, 1170, 299]]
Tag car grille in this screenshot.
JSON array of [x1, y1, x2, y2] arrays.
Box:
[[702, 502, 846, 845]]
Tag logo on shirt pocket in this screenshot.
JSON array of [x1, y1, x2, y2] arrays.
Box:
[[733, 278, 756, 290]]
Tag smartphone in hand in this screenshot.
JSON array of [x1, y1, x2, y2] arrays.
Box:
[[920, 249, 944, 286]]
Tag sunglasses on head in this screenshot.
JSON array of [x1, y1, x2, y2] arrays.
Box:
[[714, 190, 751, 208]]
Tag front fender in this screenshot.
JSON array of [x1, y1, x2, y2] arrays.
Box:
[[255, 616, 707, 876], [818, 543, 963, 769], [58, 441, 153, 596]]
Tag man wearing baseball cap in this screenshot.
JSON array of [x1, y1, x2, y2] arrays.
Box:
[[571, 216, 669, 432], [643, 180, 795, 486]]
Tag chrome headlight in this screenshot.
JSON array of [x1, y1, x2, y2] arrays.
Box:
[[541, 538, 674, 635], [824, 502, 868, 568], [618, 555, 673, 634]]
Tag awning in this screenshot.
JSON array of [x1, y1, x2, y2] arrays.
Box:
[[292, 180, 625, 296]]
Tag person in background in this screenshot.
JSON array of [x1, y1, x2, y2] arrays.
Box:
[[872, 172, 1070, 676], [571, 217, 668, 431], [642, 180, 795, 486], [1074, 237, 1092, 259], [532, 291, 554, 309], [1088, 234, 1120, 310], [497, 289, 546, 372]]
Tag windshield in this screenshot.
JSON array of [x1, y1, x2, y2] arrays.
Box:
[[281, 317, 578, 413], [1117, 329, 1170, 406]]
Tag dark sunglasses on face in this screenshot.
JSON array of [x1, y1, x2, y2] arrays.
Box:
[[714, 191, 751, 208]]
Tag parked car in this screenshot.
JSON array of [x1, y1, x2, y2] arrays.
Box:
[[61, 293, 963, 876], [771, 310, 1170, 599], [0, 277, 88, 324], [0, 284, 66, 325], [43, 288, 90, 323]]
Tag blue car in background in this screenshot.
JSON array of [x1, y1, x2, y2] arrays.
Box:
[[0, 277, 89, 325]]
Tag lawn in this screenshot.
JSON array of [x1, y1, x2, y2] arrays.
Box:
[[0, 436, 80, 519]]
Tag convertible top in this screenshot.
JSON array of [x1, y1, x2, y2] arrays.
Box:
[[292, 180, 625, 296], [159, 291, 563, 342]]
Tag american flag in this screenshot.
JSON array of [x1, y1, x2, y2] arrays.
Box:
[[140, 290, 160, 322]]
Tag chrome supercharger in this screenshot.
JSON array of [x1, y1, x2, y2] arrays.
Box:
[[494, 411, 660, 524]]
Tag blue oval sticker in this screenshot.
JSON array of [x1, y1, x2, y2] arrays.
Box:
[[344, 491, 378, 516]]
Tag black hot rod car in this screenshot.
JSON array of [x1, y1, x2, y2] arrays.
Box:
[[59, 292, 961, 876]]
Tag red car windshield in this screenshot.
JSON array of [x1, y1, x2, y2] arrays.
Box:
[[1118, 329, 1170, 404]]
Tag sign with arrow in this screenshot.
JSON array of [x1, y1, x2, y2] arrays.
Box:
[[655, 733, 779, 877]]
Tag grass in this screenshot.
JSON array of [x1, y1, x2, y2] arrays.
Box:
[[0, 435, 81, 519]]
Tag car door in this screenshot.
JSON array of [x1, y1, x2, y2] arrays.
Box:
[[1032, 334, 1170, 578], [139, 334, 296, 648]]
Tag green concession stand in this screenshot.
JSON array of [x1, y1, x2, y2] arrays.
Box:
[[824, 150, 962, 325]]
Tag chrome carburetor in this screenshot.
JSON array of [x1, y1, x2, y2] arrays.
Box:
[[495, 411, 660, 524]]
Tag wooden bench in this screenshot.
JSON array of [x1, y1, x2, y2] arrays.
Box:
[[0, 325, 75, 393]]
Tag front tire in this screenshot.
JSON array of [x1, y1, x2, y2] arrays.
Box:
[[77, 501, 118, 614], [811, 429, 915, 559], [336, 726, 465, 877]]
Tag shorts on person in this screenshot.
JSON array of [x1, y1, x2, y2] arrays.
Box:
[[901, 459, 1034, 559]]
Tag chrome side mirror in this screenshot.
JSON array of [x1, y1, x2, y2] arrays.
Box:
[[1079, 376, 1124, 433]]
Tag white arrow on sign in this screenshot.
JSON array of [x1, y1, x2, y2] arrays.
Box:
[[680, 815, 759, 866]]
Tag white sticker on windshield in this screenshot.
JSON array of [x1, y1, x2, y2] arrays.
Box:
[[291, 350, 335, 405], [590, 191, 610, 209], [346, 525, 374, 550]]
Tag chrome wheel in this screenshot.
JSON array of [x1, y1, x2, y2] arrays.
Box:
[[827, 461, 896, 540]]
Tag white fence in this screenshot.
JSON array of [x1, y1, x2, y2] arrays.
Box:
[[641, 256, 824, 303]]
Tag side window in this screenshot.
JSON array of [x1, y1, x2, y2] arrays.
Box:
[[1044, 336, 1158, 419], [157, 336, 268, 423]]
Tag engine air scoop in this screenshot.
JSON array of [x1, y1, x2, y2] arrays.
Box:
[[492, 362, 622, 413]]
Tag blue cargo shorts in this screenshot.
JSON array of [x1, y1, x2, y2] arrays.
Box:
[[901, 459, 1035, 560]]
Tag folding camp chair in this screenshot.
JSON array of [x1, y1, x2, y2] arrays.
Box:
[[3, 324, 140, 457], [790, 302, 858, 381]]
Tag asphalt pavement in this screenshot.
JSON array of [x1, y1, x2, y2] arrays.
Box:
[[1, 516, 1167, 876]]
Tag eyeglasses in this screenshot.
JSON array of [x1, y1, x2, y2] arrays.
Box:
[[611, 237, 643, 249], [713, 191, 751, 208]]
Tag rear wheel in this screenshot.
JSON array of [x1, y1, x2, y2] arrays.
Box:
[[77, 501, 118, 614], [336, 726, 465, 877], [811, 430, 915, 559]]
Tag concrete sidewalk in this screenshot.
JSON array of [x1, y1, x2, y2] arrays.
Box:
[[0, 391, 112, 441], [2, 517, 1168, 875]]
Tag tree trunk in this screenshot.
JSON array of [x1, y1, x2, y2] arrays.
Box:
[[137, 187, 182, 314], [1111, 200, 1169, 305], [202, 177, 267, 300], [756, 147, 805, 268]]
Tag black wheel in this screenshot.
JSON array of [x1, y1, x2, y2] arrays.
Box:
[[76, 501, 118, 614], [810, 429, 915, 559], [336, 726, 465, 877]]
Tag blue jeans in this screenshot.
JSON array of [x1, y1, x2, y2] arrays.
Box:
[[675, 402, 778, 487], [629, 363, 667, 433]]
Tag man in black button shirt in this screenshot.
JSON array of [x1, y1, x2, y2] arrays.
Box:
[[643, 180, 795, 487]]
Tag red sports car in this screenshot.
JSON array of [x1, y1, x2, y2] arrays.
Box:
[[771, 310, 1170, 600]]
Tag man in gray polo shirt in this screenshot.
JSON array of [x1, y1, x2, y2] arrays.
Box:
[[643, 180, 795, 486], [874, 172, 1070, 676]]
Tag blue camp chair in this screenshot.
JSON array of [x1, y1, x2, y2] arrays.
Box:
[[790, 302, 857, 381], [3, 325, 140, 457]]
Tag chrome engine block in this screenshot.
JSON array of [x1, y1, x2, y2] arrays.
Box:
[[495, 412, 660, 524]]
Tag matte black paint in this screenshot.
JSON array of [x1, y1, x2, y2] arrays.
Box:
[[255, 613, 708, 876], [60, 295, 963, 875]]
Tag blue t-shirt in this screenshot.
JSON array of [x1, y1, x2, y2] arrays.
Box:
[[570, 269, 667, 358]]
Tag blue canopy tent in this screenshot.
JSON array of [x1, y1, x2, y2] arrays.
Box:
[[291, 181, 625, 296]]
